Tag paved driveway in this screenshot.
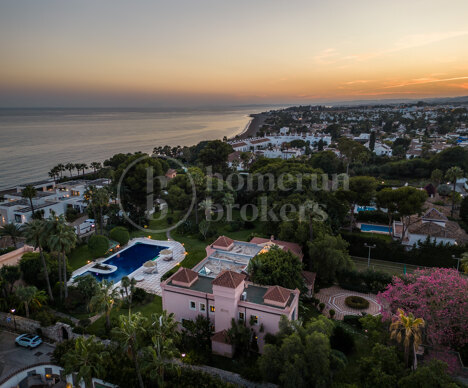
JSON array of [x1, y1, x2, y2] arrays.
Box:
[[0, 331, 55, 382]]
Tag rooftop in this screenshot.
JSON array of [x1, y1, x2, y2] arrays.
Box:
[[212, 270, 245, 289]]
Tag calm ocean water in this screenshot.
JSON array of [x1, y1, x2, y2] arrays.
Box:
[[0, 107, 269, 190]]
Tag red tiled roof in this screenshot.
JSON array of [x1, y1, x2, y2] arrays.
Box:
[[171, 267, 198, 284], [250, 138, 270, 145], [212, 330, 231, 344], [232, 142, 248, 147], [228, 151, 241, 162], [212, 270, 245, 289], [249, 237, 303, 259], [264, 285, 291, 304], [302, 271, 316, 287], [212, 235, 234, 248]]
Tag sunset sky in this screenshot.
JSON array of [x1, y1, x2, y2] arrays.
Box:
[[1, 0, 468, 107]]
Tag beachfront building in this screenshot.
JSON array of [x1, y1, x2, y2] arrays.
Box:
[[161, 235, 306, 356], [0, 178, 109, 230]]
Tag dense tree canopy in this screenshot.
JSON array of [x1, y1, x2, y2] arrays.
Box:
[[247, 246, 303, 289]]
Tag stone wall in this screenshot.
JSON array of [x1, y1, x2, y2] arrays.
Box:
[[0, 312, 73, 342]]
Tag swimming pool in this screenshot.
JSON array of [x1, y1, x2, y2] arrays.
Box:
[[356, 206, 376, 212], [360, 224, 392, 233], [80, 242, 168, 283]]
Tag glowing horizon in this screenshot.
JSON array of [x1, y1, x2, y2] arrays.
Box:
[[1, 0, 468, 107]]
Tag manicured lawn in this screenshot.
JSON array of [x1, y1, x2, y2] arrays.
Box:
[[68, 244, 92, 271], [86, 295, 162, 336]]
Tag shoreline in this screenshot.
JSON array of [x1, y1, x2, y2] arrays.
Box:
[[231, 113, 268, 140]]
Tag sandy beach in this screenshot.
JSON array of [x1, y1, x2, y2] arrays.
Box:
[[233, 113, 268, 139]]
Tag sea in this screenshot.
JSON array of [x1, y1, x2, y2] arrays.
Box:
[[0, 106, 272, 190]]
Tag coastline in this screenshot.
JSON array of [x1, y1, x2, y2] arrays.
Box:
[[232, 113, 268, 140]]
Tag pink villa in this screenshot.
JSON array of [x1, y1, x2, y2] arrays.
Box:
[[161, 235, 314, 357]]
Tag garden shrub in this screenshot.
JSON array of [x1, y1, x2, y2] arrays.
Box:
[[132, 287, 152, 304], [72, 326, 86, 334], [343, 315, 362, 329], [345, 296, 370, 309], [109, 226, 130, 246], [337, 268, 392, 294], [88, 234, 109, 258], [56, 316, 75, 327], [331, 325, 355, 355], [356, 210, 390, 224], [34, 310, 57, 327], [0, 246, 16, 255], [79, 318, 91, 327]]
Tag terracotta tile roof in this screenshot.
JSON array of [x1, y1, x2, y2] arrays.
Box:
[[264, 285, 291, 304], [302, 271, 316, 287], [212, 270, 245, 289], [171, 267, 198, 284], [249, 237, 303, 260], [212, 330, 231, 344], [232, 142, 248, 147], [250, 138, 270, 145], [212, 235, 234, 248], [228, 151, 241, 162], [423, 208, 448, 221]]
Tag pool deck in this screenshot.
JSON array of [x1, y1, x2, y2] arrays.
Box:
[[69, 237, 186, 295]]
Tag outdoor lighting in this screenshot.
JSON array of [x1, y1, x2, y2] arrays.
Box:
[[66, 384, 72, 388], [148, 235, 151, 239], [181, 353, 186, 358], [184, 252, 188, 255], [87, 260, 91, 264], [10, 308, 15, 313], [144, 225, 148, 229], [45, 374, 51, 379]]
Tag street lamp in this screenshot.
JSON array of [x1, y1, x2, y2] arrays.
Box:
[[10, 308, 17, 332], [364, 243, 376, 268], [452, 255, 461, 271]]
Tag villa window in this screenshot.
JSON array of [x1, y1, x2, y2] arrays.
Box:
[[209, 305, 215, 313], [189, 301, 196, 311], [250, 315, 258, 325], [199, 303, 206, 312], [238, 312, 245, 321]]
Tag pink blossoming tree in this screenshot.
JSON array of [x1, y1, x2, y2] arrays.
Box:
[[377, 268, 468, 349]]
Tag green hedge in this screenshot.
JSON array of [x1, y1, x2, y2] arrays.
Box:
[[340, 231, 463, 268], [337, 268, 392, 294], [356, 210, 391, 224], [109, 226, 130, 246], [345, 295, 370, 309], [88, 235, 109, 258]]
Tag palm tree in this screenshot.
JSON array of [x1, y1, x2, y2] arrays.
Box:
[[21, 185, 37, 216], [198, 198, 214, 221], [56, 163, 65, 179], [15, 285, 47, 318], [144, 311, 180, 387], [120, 276, 137, 311], [47, 214, 77, 299], [445, 166, 464, 217], [0, 223, 22, 248], [63, 336, 109, 388], [390, 308, 425, 367], [48, 167, 59, 183], [112, 312, 147, 388], [84, 186, 109, 234], [89, 280, 120, 331], [23, 219, 54, 301], [222, 192, 235, 209], [65, 162, 75, 177], [90, 162, 102, 173]]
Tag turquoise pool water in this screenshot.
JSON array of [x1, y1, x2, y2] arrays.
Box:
[[356, 206, 376, 212], [80, 242, 168, 283], [360, 224, 392, 233]]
